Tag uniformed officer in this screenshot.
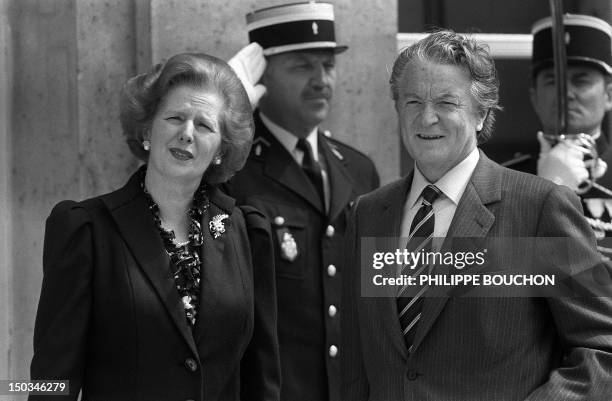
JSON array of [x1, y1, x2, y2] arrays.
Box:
[[224, 2, 379, 401], [515, 15, 612, 248]]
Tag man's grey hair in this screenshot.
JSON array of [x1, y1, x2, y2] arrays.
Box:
[[390, 30, 502, 144]]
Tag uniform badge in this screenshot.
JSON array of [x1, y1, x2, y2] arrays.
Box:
[[326, 141, 344, 161], [252, 137, 271, 157], [209, 214, 229, 239], [277, 227, 298, 261], [331, 147, 344, 161]]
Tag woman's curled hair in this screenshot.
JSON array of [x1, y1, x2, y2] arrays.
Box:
[[119, 53, 254, 184]]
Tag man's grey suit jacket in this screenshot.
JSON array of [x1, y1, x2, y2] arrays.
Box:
[[342, 151, 612, 401]]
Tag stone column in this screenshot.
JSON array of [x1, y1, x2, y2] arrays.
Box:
[[9, 0, 138, 385], [0, 0, 12, 383]]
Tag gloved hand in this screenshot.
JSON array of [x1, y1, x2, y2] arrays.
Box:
[[537, 131, 589, 191], [228, 43, 267, 108], [585, 157, 608, 180]]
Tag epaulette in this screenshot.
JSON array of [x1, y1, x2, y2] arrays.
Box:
[[322, 131, 375, 162], [320, 130, 345, 161]]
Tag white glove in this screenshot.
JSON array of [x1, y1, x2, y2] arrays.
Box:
[[585, 157, 608, 180], [537, 131, 590, 191], [228, 43, 267, 108]]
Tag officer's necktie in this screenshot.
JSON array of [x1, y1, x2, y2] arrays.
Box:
[[397, 184, 441, 351], [297, 138, 325, 205]]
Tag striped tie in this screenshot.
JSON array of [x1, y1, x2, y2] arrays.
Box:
[[397, 184, 441, 351]]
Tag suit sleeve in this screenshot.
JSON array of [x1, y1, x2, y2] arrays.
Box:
[[341, 198, 370, 401], [526, 185, 612, 401], [29, 201, 93, 401], [239, 206, 281, 401]]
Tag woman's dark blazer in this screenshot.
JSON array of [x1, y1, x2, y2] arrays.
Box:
[[30, 169, 280, 401]]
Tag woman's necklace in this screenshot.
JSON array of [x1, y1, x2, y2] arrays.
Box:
[[140, 169, 209, 327]]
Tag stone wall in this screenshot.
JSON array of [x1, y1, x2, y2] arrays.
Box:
[[1, 0, 398, 391]]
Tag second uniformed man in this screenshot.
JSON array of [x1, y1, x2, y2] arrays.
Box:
[[224, 2, 379, 401], [527, 15, 612, 246]]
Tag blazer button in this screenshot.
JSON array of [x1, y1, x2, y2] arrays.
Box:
[[273, 216, 285, 226], [328, 305, 337, 317], [326, 225, 335, 237], [329, 345, 338, 358], [407, 370, 420, 381], [327, 264, 337, 277], [184, 357, 198, 372]]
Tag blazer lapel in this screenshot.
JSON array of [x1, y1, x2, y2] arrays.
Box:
[[101, 170, 198, 357], [193, 198, 226, 345], [320, 134, 356, 221], [192, 186, 238, 348], [255, 113, 325, 213], [366, 175, 413, 359], [410, 151, 500, 354]]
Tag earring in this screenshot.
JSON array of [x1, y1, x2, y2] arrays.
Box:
[[213, 155, 222, 165], [142, 140, 151, 151], [476, 123, 483, 131]]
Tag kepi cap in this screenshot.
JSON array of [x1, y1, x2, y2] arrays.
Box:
[[532, 14, 612, 76], [246, 1, 348, 56]]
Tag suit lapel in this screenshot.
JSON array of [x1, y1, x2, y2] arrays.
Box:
[[320, 134, 356, 221], [410, 152, 500, 354], [192, 186, 236, 346], [101, 170, 198, 357], [193, 202, 226, 344], [255, 113, 325, 213], [366, 176, 413, 359]]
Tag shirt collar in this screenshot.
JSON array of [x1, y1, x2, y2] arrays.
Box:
[[407, 147, 480, 208], [260, 112, 319, 160]]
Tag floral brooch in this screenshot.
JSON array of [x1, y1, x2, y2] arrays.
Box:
[[209, 214, 229, 239]]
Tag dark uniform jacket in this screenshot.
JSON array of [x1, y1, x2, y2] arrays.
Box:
[[224, 112, 379, 401], [507, 134, 612, 253], [30, 168, 280, 401]]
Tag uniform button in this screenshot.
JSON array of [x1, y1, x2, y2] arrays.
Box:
[[274, 216, 285, 226], [407, 370, 420, 381], [184, 357, 198, 372], [328, 305, 337, 317], [326, 225, 335, 237], [329, 345, 338, 358], [327, 264, 337, 277]]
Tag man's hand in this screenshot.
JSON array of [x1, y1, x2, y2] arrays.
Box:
[[228, 43, 267, 108], [537, 131, 590, 191]]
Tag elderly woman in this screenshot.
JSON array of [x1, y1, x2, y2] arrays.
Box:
[[30, 53, 280, 401]]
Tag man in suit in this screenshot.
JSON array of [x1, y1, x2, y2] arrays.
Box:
[[342, 30, 612, 400], [224, 3, 379, 401]]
